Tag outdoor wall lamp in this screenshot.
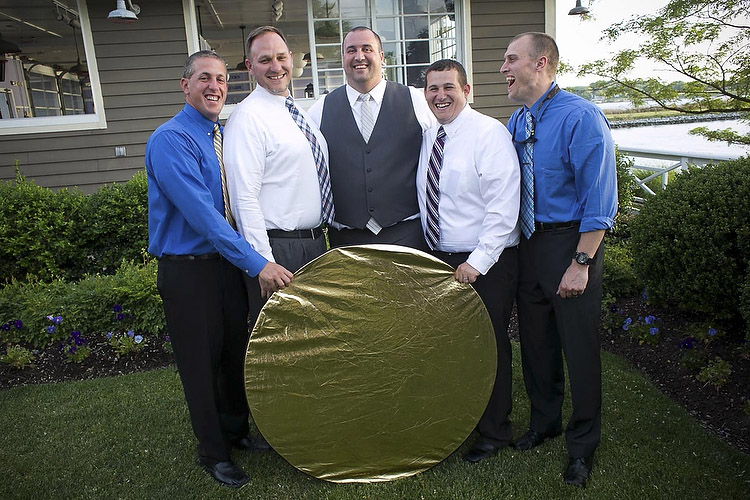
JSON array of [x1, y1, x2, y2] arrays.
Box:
[[568, 0, 589, 16], [108, 0, 140, 24]]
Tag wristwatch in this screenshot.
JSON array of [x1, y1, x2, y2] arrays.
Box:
[[574, 251, 593, 266]]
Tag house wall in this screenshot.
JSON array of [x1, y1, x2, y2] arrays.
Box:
[[470, 0, 545, 121], [0, 0, 188, 193], [0, 0, 547, 192]]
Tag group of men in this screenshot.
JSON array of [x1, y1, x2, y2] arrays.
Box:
[[145, 25, 617, 490]]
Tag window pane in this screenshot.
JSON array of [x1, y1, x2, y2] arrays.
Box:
[[315, 20, 341, 43], [429, 0, 451, 13], [406, 40, 429, 64], [376, 0, 399, 16], [374, 16, 401, 42], [383, 42, 404, 66], [340, 0, 368, 18], [1, 0, 95, 121], [316, 46, 344, 69], [404, 16, 428, 39], [317, 71, 345, 94], [314, 0, 340, 18]]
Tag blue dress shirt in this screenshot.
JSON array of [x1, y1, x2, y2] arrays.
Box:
[[507, 83, 618, 233], [145, 103, 267, 276]]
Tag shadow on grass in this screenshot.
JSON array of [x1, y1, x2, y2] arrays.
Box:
[[1, 345, 747, 500]]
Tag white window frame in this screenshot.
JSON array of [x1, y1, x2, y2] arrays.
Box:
[[0, 0, 106, 135]]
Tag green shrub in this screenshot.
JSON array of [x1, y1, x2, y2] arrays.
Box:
[[0, 345, 35, 369], [630, 156, 750, 336], [603, 239, 642, 300], [0, 169, 85, 283], [77, 170, 149, 276], [0, 260, 164, 349]]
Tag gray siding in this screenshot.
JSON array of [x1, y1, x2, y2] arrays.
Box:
[[470, 0, 545, 123], [0, 0, 188, 193]]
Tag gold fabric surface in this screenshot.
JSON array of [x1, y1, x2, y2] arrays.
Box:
[[244, 245, 496, 482]]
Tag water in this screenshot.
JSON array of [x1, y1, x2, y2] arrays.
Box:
[[610, 120, 750, 159]]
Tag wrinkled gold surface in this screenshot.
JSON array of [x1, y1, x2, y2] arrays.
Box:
[[244, 245, 496, 483]]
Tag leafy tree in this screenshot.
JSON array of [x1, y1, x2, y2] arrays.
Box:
[[578, 0, 750, 145]]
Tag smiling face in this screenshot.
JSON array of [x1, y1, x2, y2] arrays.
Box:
[[500, 34, 552, 108], [180, 56, 227, 122], [424, 68, 469, 125], [342, 29, 385, 93], [247, 31, 293, 96]]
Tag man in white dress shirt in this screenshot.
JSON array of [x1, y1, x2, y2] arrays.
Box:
[[224, 26, 331, 315], [416, 59, 521, 463], [307, 26, 435, 249]]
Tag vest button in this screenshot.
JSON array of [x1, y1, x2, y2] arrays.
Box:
[[369, 208, 374, 212], [365, 149, 371, 154], [368, 187, 373, 192], [366, 168, 372, 172]]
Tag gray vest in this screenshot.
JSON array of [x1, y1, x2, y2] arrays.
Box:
[[320, 81, 422, 229]]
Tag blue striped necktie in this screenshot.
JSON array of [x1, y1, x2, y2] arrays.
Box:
[[520, 110, 535, 239], [425, 126, 446, 250], [285, 97, 335, 224]]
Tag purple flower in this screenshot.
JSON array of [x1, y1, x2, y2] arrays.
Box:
[[46, 315, 54, 321], [1, 323, 9, 331], [69, 345, 77, 354], [106, 331, 113, 340], [624, 317, 633, 326], [13, 320, 22, 329], [52, 315, 63, 325], [116, 313, 125, 321], [622, 324, 629, 331], [46, 325, 56, 334], [641, 290, 648, 301], [164, 335, 170, 343], [609, 304, 619, 313], [679, 336, 698, 349], [649, 327, 659, 336], [74, 337, 85, 346], [127, 330, 135, 338], [71, 330, 81, 338], [645, 315, 656, 325], [113, 305, 122, 313], [134, 335, 144, 344], [708, 328, 717, 337]]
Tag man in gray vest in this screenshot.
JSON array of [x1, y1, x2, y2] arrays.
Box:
[[308, 26, 435, 249]]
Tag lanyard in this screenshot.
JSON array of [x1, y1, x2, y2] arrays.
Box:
[[513, 84, 561, 146]]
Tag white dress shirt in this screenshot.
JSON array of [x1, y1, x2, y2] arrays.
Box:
[[307, 78, 436, 135], [224, 85, 328, 262], [417, 104, 521, 275]]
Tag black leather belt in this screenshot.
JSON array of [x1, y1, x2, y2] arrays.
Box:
[[267, 226, 324, 239], [534, 221, 580, 232], [160, 253, 220, 260]]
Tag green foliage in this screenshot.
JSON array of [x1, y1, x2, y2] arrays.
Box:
[[680, 348, 707, 371], [623, 314, 661, 345], [686, 323, 723, 345], [696, 357, 732, 388], [108, 331, 146, 358], [744, 399, 750, 417], [0, 344, 35, 369], [0, 260, 164, 349], [614, 149, 638, 227], [0, 169, 85, 283], [580, 0, 750, 145], [630, 157, 750, 335], [0, 170, 148, 284], [77, 171, 149, 276], [603, 240, 642, 299]]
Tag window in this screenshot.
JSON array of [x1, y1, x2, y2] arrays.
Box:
[[0, 0, 105, 134], [189, 0, 467, 114]]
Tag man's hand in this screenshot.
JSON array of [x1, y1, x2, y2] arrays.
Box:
[[455, 262, 480, 284], [557, 261, 588, 299], [258, 262, 294, 299]]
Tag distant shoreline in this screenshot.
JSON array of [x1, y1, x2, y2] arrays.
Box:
[[608, 112, 745, 129]]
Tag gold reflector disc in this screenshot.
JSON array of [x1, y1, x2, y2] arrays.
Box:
[[245, 245, 496, 482]]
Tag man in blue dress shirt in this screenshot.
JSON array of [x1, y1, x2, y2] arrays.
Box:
[[145, 50, 292, 488], [501, 32, 618, 488]]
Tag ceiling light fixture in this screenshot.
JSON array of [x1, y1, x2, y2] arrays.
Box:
[[108, 0, 140, 24], [236, 25, 247, 70], [568, 0, 589, 16]]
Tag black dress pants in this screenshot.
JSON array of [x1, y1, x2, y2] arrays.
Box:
[[516, 227, 604, 458], [157, 256, 249, 464], [433, 246, 519, 447], [328, 218, 428, 251]]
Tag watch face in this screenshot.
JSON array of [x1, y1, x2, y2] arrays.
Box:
[[576, 252, 590, 265]]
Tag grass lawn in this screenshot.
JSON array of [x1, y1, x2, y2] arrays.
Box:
[[1, 345, 748, 500]]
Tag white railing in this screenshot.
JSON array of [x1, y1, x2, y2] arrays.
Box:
[[617, 146, 741, 203]]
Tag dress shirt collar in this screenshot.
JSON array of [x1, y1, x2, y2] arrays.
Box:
[[182, 103, 219, 134], [251, 84, 291, 107], [345, 78, 387, 107], [526, 81, 559, 120], [438, 102, 471, 139]]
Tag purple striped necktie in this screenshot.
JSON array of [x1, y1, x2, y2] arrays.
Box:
[[425, 126, 447, 250]]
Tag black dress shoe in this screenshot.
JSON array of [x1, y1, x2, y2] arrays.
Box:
[[232, 435, 271, 452], [512, 429, 562, 451], [563, 456, 592, 488], [201, 460, 250, 488], [463, 441, 501, 463]]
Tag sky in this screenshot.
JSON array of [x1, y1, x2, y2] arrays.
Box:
[[555, 0, 671, 87]]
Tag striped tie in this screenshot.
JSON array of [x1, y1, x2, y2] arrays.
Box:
[[285, 97, 335, 224], [213, 123, 237, 229], [425, 126, 446, 250], [359, 93, 374, 142], [520, 110, 535, 239]]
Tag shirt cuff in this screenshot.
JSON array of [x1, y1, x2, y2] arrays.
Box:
[[579, 216, 615, 233], [466, 250, 495, 276]]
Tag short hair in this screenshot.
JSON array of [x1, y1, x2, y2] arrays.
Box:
[[424, 59, 467, 88], [183, 50, 226, 79], [343, 26, 383, 52], [510, 32, 559, 75], [246, 25, 289, 59]]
